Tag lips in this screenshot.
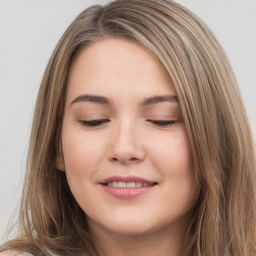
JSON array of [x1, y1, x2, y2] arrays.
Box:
[[105, 181, 153, 188], [100, 175, 157, 199]]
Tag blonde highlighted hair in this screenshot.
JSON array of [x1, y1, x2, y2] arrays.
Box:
[[1, 0, 256, 255]]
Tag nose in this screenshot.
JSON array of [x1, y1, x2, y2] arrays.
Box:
[[107, 120, 146, 165]]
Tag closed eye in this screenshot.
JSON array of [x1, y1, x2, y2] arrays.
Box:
[[79, 119, 177, 127], [79, 119, 110, 127], [147, 119, 177, 127]]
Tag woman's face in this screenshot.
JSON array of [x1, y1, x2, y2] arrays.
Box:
[[57, 38, 199, 237]]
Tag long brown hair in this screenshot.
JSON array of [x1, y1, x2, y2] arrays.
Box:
[[1, 0, 256, 255]]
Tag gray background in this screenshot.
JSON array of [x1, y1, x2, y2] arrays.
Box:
[[0, 0, 256, 242]]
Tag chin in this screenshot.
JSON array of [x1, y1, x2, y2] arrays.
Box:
[[99, 212, 166, 236], [105, 222, 156, 236], [87, 211, 157, 237]]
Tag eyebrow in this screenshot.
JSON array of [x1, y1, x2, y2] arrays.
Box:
[[71, 94, 112, 105], [141, 95, 179, 106], [70, 94, 179, 106]]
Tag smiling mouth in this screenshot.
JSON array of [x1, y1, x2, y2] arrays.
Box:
[[102, 181, 156, 188], [100, 176, 158, 198]]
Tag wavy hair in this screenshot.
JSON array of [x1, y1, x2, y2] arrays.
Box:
[[1, 0, 256, 255]]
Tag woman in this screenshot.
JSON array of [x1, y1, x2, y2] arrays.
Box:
[[1, 0, 256, 255]]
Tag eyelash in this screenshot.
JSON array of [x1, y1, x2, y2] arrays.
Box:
[[147, 120, 177, 127], [79, 119, 177, 127], [79, 119, 110, 127]]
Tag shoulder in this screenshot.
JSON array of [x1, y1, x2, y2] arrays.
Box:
[[0, 251, 33, 256]]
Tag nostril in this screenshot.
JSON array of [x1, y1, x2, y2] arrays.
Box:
[[112, 157, 119, 162], [111, 157, 139, 164]]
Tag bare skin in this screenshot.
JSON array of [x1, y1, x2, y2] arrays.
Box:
[[57, 38, 199, 256]]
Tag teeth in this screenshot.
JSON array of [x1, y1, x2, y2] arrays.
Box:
[[135, 182, 142, 187], [118, 181, 126, 188], [106, 181, 151, 188], [127, 182, 136, 188]]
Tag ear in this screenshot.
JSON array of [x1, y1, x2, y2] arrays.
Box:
[[56, 154, 65, 172]]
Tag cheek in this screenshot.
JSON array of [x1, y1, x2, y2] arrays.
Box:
[[61, 126, 106, 210], [61, 124, 106, 179], [149, 128, 197, 202], [151, 129, 194, 176]]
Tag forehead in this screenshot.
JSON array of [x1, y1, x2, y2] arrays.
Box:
[[66, 38, 175, 102]]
